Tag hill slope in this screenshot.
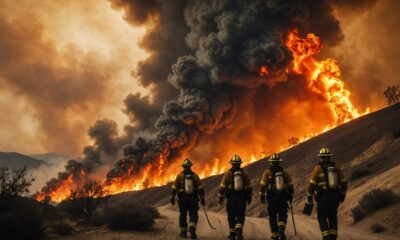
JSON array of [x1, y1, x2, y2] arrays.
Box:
[[29, 152, 71, 164], [0, 151, 47, 169], [115, 104, 400, 236]]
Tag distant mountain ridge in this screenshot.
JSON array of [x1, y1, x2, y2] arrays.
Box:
[[29, 152, 72, 164], [0, 152, 47, 169]]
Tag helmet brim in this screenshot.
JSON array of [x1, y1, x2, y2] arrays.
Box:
[[181, 164, 193, 167]]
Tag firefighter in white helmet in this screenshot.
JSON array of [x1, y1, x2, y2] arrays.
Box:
[[170, 159, 205, 239], [306, 148, 347, 240], [259, 153, 294, 240], [218, 155, 253, 240]]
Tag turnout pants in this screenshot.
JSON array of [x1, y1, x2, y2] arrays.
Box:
[[178, 194, 199, 233], [267, 193, 288, 239], [227, 191, 247, 233], [317, 191, 339, 240]]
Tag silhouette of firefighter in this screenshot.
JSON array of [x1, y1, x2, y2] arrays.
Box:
[[259, 153, 294, 240], [307, 147, 348, 240], [218, 155, 253, 240], [170, 159, 205, 239]]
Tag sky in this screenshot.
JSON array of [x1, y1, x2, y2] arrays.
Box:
[[0, 0, 147, 155], [0, 0, 398, 156]]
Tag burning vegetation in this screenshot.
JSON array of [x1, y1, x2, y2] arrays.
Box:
[[35, 0, 371, 203]]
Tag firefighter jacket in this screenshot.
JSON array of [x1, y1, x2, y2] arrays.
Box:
[[218, 168, 253, 198], [307, 161, 348, 199], [259, 168, 294, 198], [171, 171, 205, 199]]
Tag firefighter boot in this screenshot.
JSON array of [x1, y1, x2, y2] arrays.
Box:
[[189, 226, 197, 239], [235, 228, 243, 240], [179, 230, 187, 238], [228, 231, 236, 240], [278, 226, 286, 240]]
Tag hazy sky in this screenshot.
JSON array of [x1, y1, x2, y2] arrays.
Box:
[[0, 0, 398, 155], [0, 0, 147, 154]]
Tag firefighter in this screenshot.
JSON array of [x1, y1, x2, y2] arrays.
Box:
[[218, 155, 253, 240], [259, 153, 294, 240], [307, 148, 348, 240], [170, 159, 205, 239]]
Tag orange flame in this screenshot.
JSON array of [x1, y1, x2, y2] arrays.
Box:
[[285, 29, 368, 124]]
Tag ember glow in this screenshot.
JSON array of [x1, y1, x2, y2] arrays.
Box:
[[34, 30, 369, 203]]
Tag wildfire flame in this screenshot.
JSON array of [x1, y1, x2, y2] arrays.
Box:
[[34, 170, 86, 203], [35, 29, 368, 203], [285, 29, 368, 124]]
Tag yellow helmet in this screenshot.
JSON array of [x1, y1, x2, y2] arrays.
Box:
[[181, 158, 193, 167], [269, 153, 282, 162], [317, 147, 333, 157], [229, 155, 243, 164]]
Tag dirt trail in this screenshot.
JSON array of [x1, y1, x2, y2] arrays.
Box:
[[58, 204, 397, 240], [159, 205, 396, 240]]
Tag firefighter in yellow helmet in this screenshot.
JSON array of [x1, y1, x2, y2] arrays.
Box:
[[259, 153, 294, 240], [306, 148, 347, 240], [170, 159, 205, 239], [218, 155, 253, 240]]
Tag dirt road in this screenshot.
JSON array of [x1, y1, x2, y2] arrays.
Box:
[[58, 204, 397, 240]]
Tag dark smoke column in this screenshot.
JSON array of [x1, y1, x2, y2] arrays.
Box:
[[106, 0, 320, 180]]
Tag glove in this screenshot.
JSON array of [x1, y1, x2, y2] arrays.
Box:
[[200, 198, 206, 206], [288, 195, 293, 204], [260, 195, 266, 204], [247, 197, 252, 205], [218, 196, 224, 205], [170, 196, 175, 206]]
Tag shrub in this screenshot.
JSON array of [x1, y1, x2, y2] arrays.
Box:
[[0, 166, 35, 208], [0, 167, 43, 240], [383, 85, 400, 105], [102, 199, 160, 231], [50, 219, 75, 236], [288, 137, 299, 146], [0, 198, 45, 240], [370, 223, 385, 233], [352, 189, 399, 223], [350, 168, 370, 181], [59, 180, 107, 220]]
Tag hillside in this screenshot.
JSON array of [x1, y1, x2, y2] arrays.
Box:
[[114, 104, 400, 237], [0, 151, 47, 169], [29, 153, 71, 164]]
